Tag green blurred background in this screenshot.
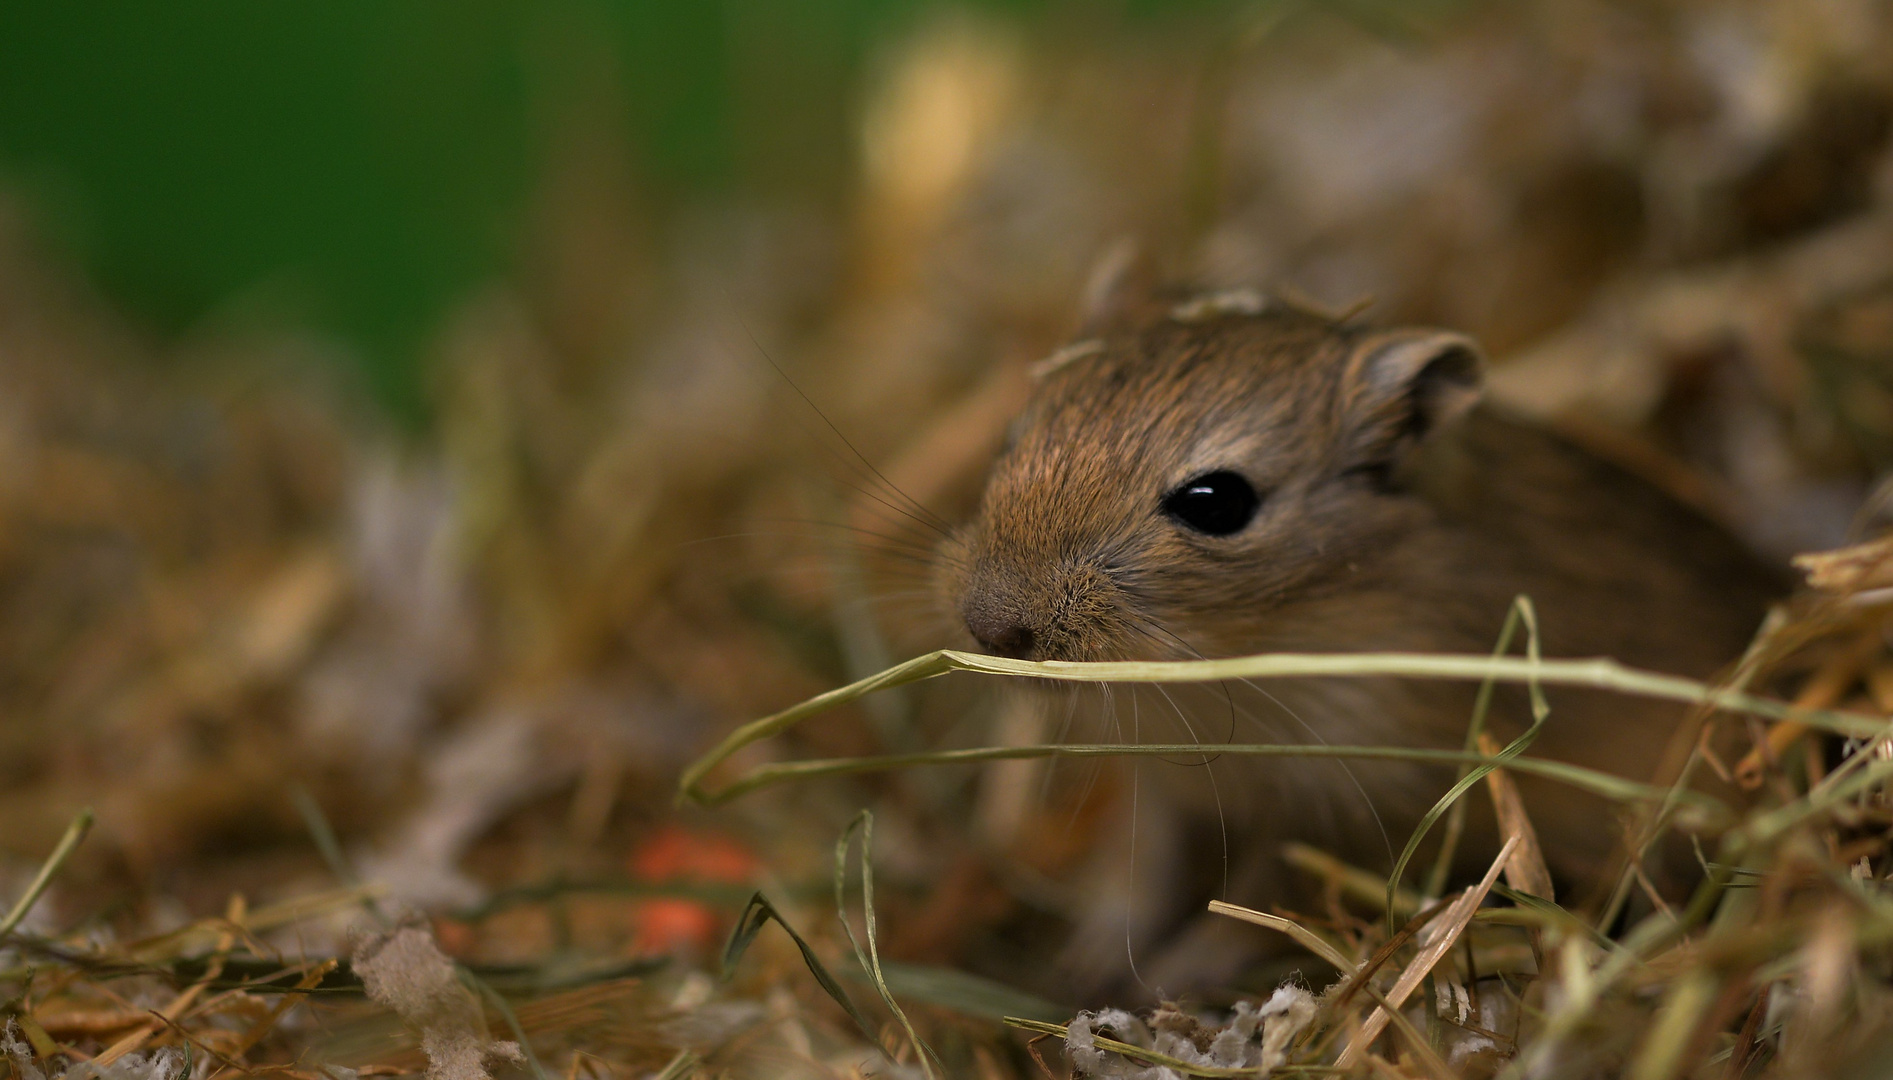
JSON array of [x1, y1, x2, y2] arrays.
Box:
[[0, 0, 1255, 423]]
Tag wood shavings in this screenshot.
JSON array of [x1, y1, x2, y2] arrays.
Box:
[[1338, 835, 1520, 1069], [1063, 987, 1315, 1079], [352, 928, 522, 1080]]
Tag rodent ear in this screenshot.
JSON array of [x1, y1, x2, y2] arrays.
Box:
[[1337, 329, 1486, 474], [1073, 236, 1157, 336]]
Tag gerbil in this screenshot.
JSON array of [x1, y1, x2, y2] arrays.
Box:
[[935, 288, 1783, 998]]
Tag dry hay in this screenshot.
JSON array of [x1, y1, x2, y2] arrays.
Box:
[[2, 1, 1893, 1078]]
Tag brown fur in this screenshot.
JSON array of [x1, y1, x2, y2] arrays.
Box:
[[935, 299, 1784, 998]]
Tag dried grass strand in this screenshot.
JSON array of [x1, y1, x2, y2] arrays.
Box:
[[678, 648, 1879, 806]]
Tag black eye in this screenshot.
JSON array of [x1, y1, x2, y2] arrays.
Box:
[[1162, 471, 1260, 536]]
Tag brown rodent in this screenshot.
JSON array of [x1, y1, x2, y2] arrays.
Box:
[[935, 288, 1784, 998]]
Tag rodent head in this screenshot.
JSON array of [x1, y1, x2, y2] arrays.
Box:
[[937, 295, 1485, 662]]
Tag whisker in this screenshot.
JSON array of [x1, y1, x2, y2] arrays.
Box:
[[731, 317, 954, 537], [706, 331, 952, 544], [1041, 685, 1086, 819], [1123, 685, 1150, 994], [669, 515, 943, 574], [1242, 683, 1393, 869], [675, 528, 930, 563], [752, 514, 941, 550], [1124, 622, 1234, 764], [831, 474, 956, 541], [1148, 682, 1231, 902], [1143, 617, 1395, 873]]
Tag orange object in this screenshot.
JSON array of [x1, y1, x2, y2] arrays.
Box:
[[628, 826, 758, 955], [631, 826, 758, 882], [431, 917, 476, 957], [633, 898, 721, 955]]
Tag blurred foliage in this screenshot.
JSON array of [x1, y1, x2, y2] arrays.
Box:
[[0, 0, 1284, 423]]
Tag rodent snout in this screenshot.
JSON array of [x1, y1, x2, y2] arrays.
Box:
[[959, 588, 1039, 660], [954, 559, 1128, 662]]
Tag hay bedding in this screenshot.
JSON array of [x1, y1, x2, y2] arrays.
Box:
[[1, 2, 1892, 1077]]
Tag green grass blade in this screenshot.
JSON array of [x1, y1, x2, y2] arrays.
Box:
[[720, 890, 880, 1048], [0, 807, 93, 939], [836, 811, 940, 1078], [1489, 883, 1619, 953], [1424, 597, 1531, 898], [1387, 598, 1549, 925], [847, 960, 1065, 1022]]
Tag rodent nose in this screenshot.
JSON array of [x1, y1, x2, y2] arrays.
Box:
[[976, 624, 1037, 659], [961, 595, 1039, 660]]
